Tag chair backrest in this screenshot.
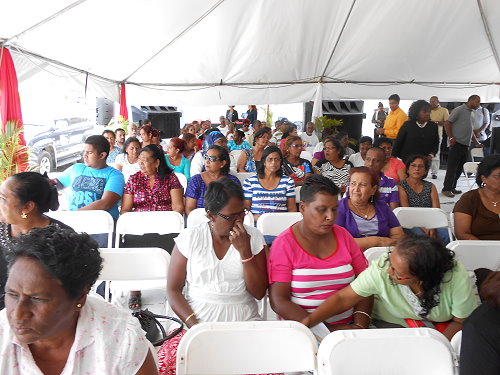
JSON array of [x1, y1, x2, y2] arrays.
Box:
[[256, 212, 303, 236], [364, 247, 389, 263], [317, 328, 457, 375], [449, 212, 456, 240], [230, 149, 242, 163], [393, 207, 449, 229], [186, 207, 254, 228], [295, 185, 302, 202], [46, 210, 114, 247], [306, 146, 316, 155], [235, 172, 254, 186], [446, 240, 500, 271], [470, 148, 484, 161], [300, 150, 313, 161], [174, 172, 188, 191], [176, 321, 318, 375], [115, 211, 184, 247], [463, 162, 479, 174]]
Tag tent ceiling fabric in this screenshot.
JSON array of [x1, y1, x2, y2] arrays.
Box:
[[1, 0, 500, 105]]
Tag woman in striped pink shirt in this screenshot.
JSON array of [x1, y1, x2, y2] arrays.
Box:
[[268, 175, 373, 330]]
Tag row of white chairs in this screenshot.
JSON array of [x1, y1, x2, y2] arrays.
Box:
[[175, 322, 457, 375]]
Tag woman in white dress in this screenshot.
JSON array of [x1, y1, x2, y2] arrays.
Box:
[[113, 137, 141, 182], [157, 178, 268, 374]]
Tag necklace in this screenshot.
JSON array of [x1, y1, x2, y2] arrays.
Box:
[[493, 201, 498, 207], [483, 188, 499, 207], [352, 202, 371, 219]]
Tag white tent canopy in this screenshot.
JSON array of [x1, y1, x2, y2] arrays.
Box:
[[1, 0, 499, 105]]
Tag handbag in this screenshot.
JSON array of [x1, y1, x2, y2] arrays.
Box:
[[133, 309, 184, 346]]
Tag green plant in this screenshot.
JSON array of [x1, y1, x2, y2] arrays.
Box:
[[0, 120, 30, 183], [106, 115, 129, 132], [313, 116, 343, 140], [260, 105, 273, 127]]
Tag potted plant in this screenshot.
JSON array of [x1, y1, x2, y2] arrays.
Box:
[[0, 120, 30, 183]]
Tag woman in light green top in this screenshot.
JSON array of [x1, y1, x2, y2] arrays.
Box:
[[302, 236, 476, 341]]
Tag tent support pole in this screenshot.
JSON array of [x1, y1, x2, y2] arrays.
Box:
[[476, 0, 500, 74], [319, 0, 357, 80]]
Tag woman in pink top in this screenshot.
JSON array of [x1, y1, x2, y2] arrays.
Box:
[[375, 137, 407, 182], [268, 175, 373, 330]]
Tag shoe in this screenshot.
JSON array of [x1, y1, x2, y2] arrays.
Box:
[[451, 189, 462, 195], [432, 174, 437, 179], [442, 190, 455, 198]]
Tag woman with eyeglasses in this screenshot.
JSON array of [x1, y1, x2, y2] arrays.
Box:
[[243, 146, 296, 221], [313, 137, 353, 195], [190, 130, 233, 177], [269, 175, 372, 333], [374, 137, 407, 183], [157, 178, 268, 374], [335, 167, 404, 251], [398, 154, 449, 244], [301, 235, 477, 341], [282, 135, 313, 186], [453, 154, 500, 240], [185, 145, 241, 216]]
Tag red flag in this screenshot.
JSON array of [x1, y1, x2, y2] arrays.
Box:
[[119, 83, 128, 121]]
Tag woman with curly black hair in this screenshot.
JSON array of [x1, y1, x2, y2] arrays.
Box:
[[392, 100, 440, 167], [0, 226, 157, 374], [453, 154, 500, 240], [301, 235, 477, 341]]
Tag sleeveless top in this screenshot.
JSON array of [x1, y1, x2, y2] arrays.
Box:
[[399, 179, 433, 208], [243, 148, 263, 173]]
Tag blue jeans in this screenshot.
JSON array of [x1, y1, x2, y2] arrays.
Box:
[[410, 227, 450, 245]]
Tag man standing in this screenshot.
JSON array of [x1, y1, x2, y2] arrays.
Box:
[[372, 102, 387, 140], [442, 95, 483, 198], [300, 121, 320, 147], [429, 96, 450, 179], [376, 94, 408, 140], [226, 105, 238, 122], [55, 135, 125, 220]]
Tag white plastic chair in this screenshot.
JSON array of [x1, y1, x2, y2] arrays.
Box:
[[300, 150, 313, 161], [393, 207, 453, 241], [317, 328, 457, 375], [295, 185, 302, 202], [186, 207, 254, 228], [364, 246, 390, 263], [47, 210, 114, 247], [176, 321, 318, 375], [446, 240, 500, 271], [470, 147, 484, 162], [174, 172, 188, 191], [98, 247, 170, 301], [115, 211, 184, 247], [463, 162, 479, 190], [235, 172, 254, 186], [256, 212, 303, 236], [229, 149, 242, 164], [449, 212, 456, 240]]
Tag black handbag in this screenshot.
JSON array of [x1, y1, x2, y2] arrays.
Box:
[[133, 309, 184, 346]]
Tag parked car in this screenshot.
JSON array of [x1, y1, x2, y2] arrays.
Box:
[[24, 117, 94, 174]]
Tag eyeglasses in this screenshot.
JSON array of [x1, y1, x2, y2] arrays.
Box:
[[290, 144, 303, 148], [204, 155, 221, 162], [323, 146, 337, 151], [216, 209, 248, 221], [388, 251, 413, 280]]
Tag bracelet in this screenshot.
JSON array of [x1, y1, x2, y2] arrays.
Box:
[[241, 254, 255, 263], [184, 312, 196, 324], [353, 310, 372, 321]]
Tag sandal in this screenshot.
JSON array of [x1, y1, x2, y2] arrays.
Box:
[[128, 292, 142, 310]]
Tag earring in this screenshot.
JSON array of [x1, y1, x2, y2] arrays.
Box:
[[76, 303, 82, 308], [370, 195, 374, 203], [21, 213, 27, 219]]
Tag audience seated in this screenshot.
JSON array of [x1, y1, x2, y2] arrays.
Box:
[[348, 136, 373, 167], [453, 154, 500, 240], [336, 167, 404, 251], [181, 132, 198, 161], [398, 155, 450, 244], [460, 269, 500, 374], [227, 129, 251, 151], [364, 147, 400, 209], [374, 137, 407, 183], [279, 124, 298, 150], [300, 121, 319, 147], [0, 172, 71, 310], [157, 179, 268, 374], [302, 236, 477, 341], [102, 129, 123, 163], [0, 226, 157, 374], [113, 137, 141, 182], [268, 175, 372, 331], [311, 127, 336, 165], [237, 128, 271, 172], [336, 132, 355, 159], [313, 137, 353, 195], [185, 145, 240, 216], [243, 146, 296, 221], [140, 124, 154, 147], [55, 135, 125, 221], [282, 135, 313, 186], [165, 137, 191, 180]]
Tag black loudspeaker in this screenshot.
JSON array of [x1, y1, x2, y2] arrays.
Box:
[[148, 113, 181, 139]]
